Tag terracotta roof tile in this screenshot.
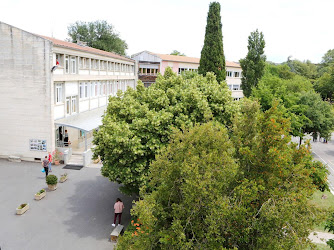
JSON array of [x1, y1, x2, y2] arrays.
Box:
[[40, 35, 134, 63], [152, 53, 240, 68]]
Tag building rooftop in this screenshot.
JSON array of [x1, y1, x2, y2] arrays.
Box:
[[152, 53, 240, 68], [40, 36, 134, 63]]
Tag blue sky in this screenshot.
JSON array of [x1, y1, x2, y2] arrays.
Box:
[[1, 0, 333, 63]]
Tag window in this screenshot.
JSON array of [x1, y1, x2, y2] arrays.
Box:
[[226, 71, 232, 77], [227, 84, 232, 90], [85, 83, 89, 98], [70, 57, 76, 74], [66, 96, 77, 115], [80, 83, 85, 98], [111, 81, 116, 95], [178, 68, 187, 74], [96, 82, 99, 96], [92, 60, 97, 70], [65, 56, 69, 74], [110, 62, 114, 71], [80, 58, 86, 69], [55, 83, 63, 103], [71, 97, 77, 113], [234, 72, 240, 78], [101, 61, 106, 70], [66, 97, 70, 115], [232, 85, 240, 90], [56, 54, 64, 67], [91, 82, 96, 97]]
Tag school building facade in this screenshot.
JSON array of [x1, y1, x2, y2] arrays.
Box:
[[131, 51, 244, 100], [0, 22, 137, 165]]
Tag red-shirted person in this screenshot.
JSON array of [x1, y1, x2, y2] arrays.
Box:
[[112, 198, 124, 227], [48, 152, 52, 172]]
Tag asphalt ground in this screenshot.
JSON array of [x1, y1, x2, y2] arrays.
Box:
[[0, 159, 133, 250]]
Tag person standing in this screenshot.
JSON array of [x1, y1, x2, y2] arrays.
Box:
[[48, 152, 52, 172], [112, 198, 124, 227], [42, 156, 49, 177], [64, 130, 69, 147]]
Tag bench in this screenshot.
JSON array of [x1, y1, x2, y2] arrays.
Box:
[[8, 156, 21, 162], [110, 225, 124, 242]]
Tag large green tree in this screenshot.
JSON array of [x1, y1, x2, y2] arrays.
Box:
[[93, 70, 235, 195], [117, 101, 327, 249], [198, 2, 226, 83], [67, 20, 128, 55], [240, 29, 266, 97], [252, 63, 334, 142]]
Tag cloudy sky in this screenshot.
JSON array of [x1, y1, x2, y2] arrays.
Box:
[[1, 0, 333, 63]]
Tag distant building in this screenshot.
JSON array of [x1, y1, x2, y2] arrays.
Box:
[[0, 22, 137, 165], [132, 51, 243, 100]]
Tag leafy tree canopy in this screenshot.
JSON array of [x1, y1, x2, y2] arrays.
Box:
[[198, 2, 226, 83], [252, 63, 334, 140], [314, 66, 334, 101], [321, 49, 334, 67], [240, 29, 266, 97], [93, 69, 235, 194], [117, 101, 327, 249], [170, 50, 185, 56], [285, 58, 318, 81], [67, 20, 128, 55]]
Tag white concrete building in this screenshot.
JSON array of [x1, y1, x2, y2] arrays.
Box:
[[132, 51, 243, 100], [0, 22, 137, 165]]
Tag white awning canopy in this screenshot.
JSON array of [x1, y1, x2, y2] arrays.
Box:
[[54, 106, 106, 132]]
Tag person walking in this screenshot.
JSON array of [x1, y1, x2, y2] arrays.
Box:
[[42, 156, 49, 177], [48, 151, 52, 172], [112, 198, 124, 227]]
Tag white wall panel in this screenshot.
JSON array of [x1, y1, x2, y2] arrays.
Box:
[[65, 82, 78, 96]]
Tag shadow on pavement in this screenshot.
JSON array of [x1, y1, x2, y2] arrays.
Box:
[[63, 175, 134, 240]]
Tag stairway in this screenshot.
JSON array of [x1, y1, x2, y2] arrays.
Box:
[[67, 152, 83, 166]]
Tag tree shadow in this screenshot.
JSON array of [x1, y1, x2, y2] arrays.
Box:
[[63, 174, 135, 241]]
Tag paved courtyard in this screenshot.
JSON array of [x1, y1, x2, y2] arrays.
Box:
[[0, 159, 134, 250]]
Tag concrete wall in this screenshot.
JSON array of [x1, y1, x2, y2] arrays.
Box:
[[0, 22, 54, 161]]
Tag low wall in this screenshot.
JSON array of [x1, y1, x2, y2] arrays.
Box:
[[83, 148, 93, 167], [56, 147, 72, 164]]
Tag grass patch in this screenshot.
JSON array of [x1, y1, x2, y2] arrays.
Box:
[[310, 190, 334, 210], [310, 190, 334, 233], [314, 243, 331, 250]]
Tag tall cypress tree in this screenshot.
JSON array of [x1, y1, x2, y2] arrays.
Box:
[[198, 2, 226, 83], [240, 29, 266, 97]]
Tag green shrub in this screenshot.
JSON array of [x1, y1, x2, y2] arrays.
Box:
[[36, 189, 45, 195], [46, 175, 58, 185], [18, 203, 27, 209]]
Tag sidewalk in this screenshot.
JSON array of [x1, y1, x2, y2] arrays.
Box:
[[0, 159, 133, 250], [309, 231, 334, 245]]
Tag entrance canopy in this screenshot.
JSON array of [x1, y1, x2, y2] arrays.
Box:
[[54, 106, 107, 132]]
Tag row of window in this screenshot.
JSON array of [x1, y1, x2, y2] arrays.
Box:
[[226, 71, 241, 78], [228, 84, 242, 91], [56, 54, 135, 74], [56, 80, 135, 104], [79, 80, 135, 99], [139, 68, 159, 75], [178, 68, 198, 74]]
